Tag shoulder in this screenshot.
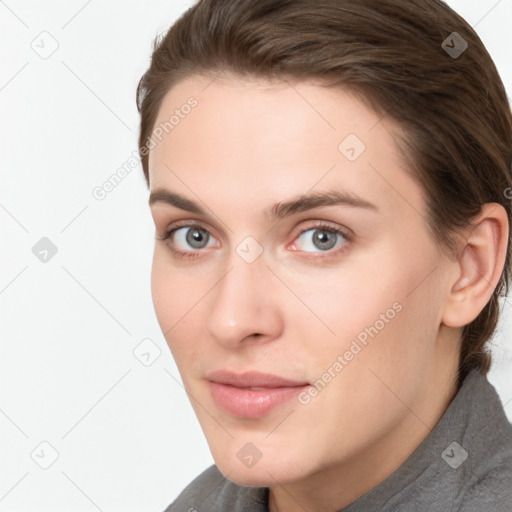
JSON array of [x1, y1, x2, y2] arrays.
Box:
[[162, 464, 268, 512], [455, 449, 512, 512], [162, 465, 225, 511]]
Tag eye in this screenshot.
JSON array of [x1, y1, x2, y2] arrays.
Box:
[[156, 224, 219, 259], [171, 226, 216, 250], [292, 225, 348, 253], [156, 221, 351, 261]]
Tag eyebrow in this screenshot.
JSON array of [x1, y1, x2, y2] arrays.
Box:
[[148, 188, 378, 221]]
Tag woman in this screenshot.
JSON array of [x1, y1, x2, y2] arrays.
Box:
[[137, 1, 512, 510]]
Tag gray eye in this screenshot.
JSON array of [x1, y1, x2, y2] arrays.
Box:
[[296, 228, 346, 252], [173, 227, 213, 250], [312, 230, 338, 250], [185, 227, 210, 248]]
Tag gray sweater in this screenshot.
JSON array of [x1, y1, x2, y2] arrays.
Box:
[[163, 368, 512, 511]]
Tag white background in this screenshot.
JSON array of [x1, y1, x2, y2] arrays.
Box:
[[1, 1, 511, 510]]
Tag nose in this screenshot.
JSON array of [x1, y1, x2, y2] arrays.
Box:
[[205, 253, 283, 349]]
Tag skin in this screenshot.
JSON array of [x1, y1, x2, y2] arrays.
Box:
[[147, 73, 508, 512]]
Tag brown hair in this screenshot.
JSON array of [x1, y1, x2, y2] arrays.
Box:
[[136, 0, 512, 387]]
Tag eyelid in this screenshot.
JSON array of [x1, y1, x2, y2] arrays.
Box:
[[291, 220, 352, 240], [161, 219, 221, 240]]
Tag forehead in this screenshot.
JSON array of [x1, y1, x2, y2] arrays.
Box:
[[148, 74, 425, 223]]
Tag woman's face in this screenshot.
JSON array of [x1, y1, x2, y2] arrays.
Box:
[[148, 74, 459, 486]]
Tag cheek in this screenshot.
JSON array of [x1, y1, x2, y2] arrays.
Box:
[[150, 249, 198, 337], [150, 250, 174, 328], [150, 248, 212, 363], [296, 244, 439, 370]]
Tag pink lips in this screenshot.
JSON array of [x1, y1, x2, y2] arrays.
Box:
[[207, 370, 310, 418]]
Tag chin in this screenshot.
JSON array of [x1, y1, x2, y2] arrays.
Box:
[[223, 469, 273, 487], [215, 454, 309, 488]]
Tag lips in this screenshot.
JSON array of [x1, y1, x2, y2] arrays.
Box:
[[206, 369, 311, 418], [206, 369, 310, 388]]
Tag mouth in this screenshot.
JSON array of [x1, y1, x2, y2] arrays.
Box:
[[206, 369, 311, 418]]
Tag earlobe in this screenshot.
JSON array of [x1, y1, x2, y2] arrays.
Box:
[[441, 203, 509, 328]]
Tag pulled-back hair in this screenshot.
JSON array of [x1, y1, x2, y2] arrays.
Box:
[[136, 0, 512, 386]]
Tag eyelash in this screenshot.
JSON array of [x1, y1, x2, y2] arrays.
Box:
[[155, 220, 352, 261]]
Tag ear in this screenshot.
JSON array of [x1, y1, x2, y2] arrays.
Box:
[[442, 203, 509, 328]]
